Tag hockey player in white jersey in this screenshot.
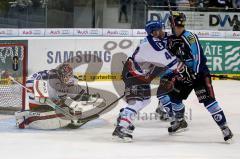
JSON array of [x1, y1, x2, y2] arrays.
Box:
[[15, 63, 104, 129], [112, 20, 183, 141]]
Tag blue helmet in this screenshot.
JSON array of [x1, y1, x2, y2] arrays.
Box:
[[145, 20, 163, 35]]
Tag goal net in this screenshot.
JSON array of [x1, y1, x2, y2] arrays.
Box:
[[0, 43, 27, 114]]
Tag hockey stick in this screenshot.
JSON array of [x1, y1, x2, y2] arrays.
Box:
[[76, 93, 125, 123], [67, 93, 126, 128], [167, 0, 176, 35], [44, 99, 76, 120], [210, 74, 240, 81]]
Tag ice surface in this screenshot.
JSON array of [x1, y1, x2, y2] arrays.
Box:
[[0, 80, 239, 159]]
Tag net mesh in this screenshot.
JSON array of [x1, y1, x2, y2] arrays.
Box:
[[0, 44, 26, 113]]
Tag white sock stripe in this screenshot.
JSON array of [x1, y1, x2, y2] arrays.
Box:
[[158, 95, 167, 100], [119, 120, 130, 128], [206, 101, 217, 109], [172, 103, 184, 111], [163, 102, 171, 107], [172, 108, 183, 111], [211, 109, 223, 115]]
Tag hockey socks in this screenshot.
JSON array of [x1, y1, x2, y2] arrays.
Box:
[[113, 99, 150, 141], [204, 100, 226, 127], [158, 95, 173, 118], [204, 100, 233, 142], [171, 100, 185, 119]]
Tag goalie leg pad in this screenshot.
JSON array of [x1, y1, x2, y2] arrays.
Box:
[[15, 111, 71, 130]]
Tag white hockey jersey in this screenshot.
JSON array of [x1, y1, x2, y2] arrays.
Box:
[[132, 36, 178, 73], [26, 70, 83, 109]]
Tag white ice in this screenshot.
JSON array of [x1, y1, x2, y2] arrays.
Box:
[[0, 80, 239, 159]]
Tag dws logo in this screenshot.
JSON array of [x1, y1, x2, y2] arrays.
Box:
[[148, 12, 170, 25], [209, 14, 239, 27]]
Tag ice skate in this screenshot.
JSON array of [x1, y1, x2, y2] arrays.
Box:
[[156, 107, 170, 121], [168, 118, 188, 134], [221, 125, 233, 143], [112, 126, 133, 142]]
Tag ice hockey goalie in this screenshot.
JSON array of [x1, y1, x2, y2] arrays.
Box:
[[15, 63, 105, 129]]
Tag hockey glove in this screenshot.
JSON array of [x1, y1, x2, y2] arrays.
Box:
[[175, 66, 197, 85], [167, 35, 184, 55]]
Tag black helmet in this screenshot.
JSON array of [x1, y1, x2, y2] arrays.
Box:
[[56, 63, 73, 83], [171, 12, 186, 27]]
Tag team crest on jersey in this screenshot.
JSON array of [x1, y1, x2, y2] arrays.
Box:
[[187, 34, 195, 44]]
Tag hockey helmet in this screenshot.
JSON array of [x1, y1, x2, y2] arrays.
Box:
[[171, 12, 186, 27], [56, 63, 73, 83], [145, 20, 163, 35]]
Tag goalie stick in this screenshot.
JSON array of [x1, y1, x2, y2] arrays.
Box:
[[9, 76, 32, 92]]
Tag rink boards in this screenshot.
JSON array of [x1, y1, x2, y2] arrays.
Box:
[[0, 36, 239, 81]]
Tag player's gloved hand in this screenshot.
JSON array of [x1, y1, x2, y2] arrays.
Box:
[[167, 35, 184, 55], [174, 66, 197, 85]]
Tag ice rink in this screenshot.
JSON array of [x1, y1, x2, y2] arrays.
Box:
[[0, 80, 239, 159]]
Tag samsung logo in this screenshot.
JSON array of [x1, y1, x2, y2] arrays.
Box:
[[47, 50, 111, 64]]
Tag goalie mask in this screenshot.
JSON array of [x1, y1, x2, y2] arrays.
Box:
[[56, 63, 73, 83]]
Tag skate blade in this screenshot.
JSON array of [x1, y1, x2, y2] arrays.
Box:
[[159, 118, 171, 122], [225, 138, 234, 144], [169, 127, 189, 135], [112, 135, 133, 143]]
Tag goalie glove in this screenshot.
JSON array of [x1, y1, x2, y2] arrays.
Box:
[[64, 98, 83, 115]]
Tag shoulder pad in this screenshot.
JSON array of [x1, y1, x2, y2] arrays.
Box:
[[183, 31, 196, 45]]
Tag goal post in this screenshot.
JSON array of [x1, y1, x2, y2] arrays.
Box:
[[0, 43, 27, 114]]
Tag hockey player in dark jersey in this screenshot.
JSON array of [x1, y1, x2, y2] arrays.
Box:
[[166, 12, 233, 142]]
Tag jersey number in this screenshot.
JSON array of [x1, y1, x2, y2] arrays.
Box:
[[165, 52, 172, 60]]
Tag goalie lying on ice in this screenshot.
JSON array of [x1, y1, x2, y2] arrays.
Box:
[[15, 63, 105, 129]]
